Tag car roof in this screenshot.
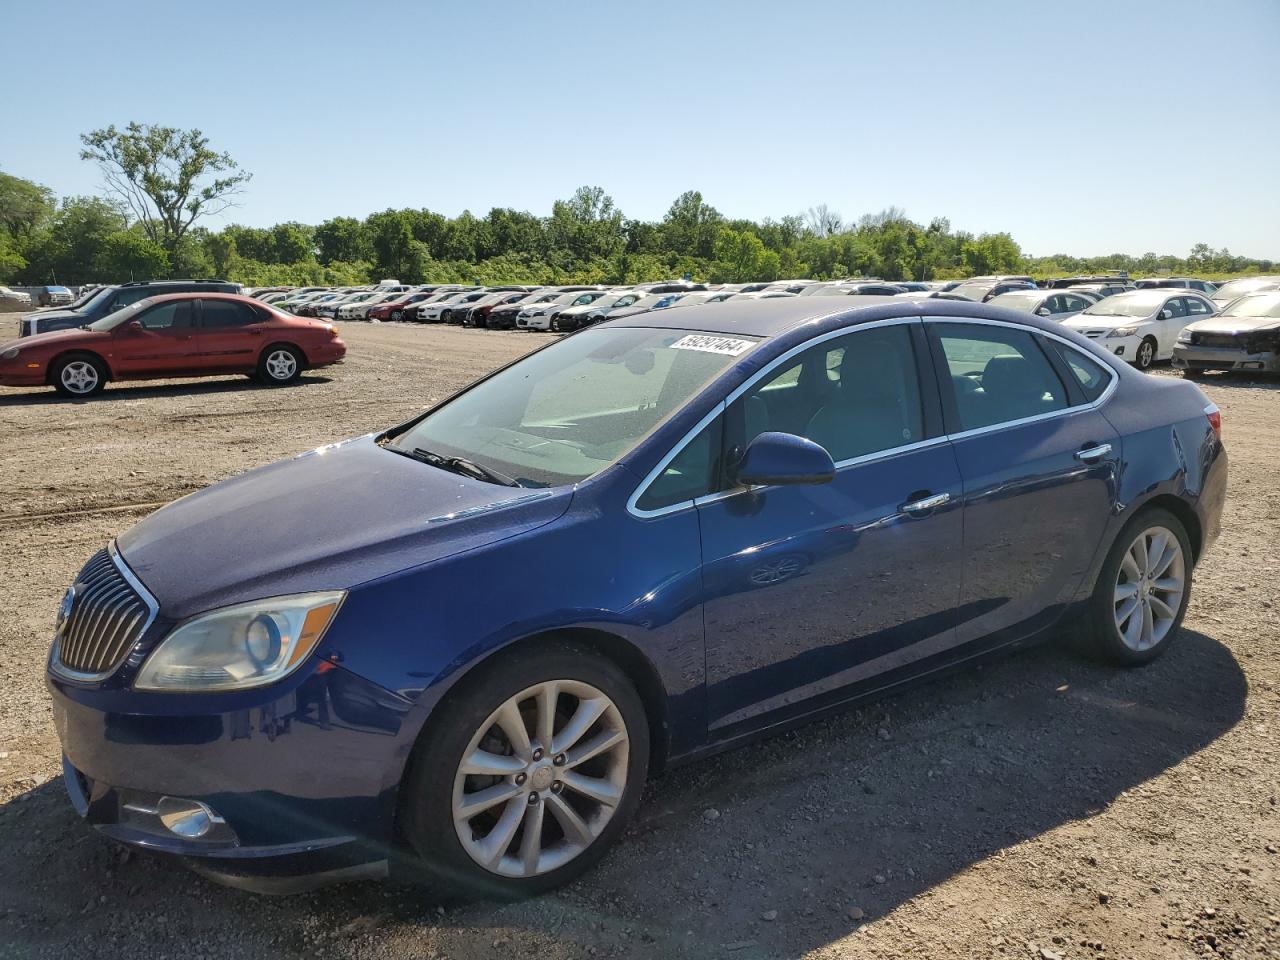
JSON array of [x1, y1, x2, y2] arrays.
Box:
[[604, 294, 1074, 339], [132, 292, 261, 306]]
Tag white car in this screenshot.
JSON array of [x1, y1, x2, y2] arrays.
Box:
[[517, 291, 607, 330], [418, 290, 489, 324], [317, 291, 375, 319], [339, 292, 401, 320], [986, 289, 1092, 320], [1063, 290, 1217, 370], [334, 292, 384, 320]]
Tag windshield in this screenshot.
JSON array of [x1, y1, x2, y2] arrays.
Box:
[[1219, 293, 1280, 319], [1214, 279, 1280, 301], [74, 286, 117, 312], [949, 283, 994, 301], [990, 292, 1042, 309], [1083, 293, 1164, 317], [87, 298, 155, 331], [388, 326, 759, 486]]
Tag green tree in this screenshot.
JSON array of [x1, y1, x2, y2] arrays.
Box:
[[96, 231, 170, 280], [661, 190, 722, 259], [271, 221, 314, 263], [0, 172, 56, 239], [79, 122, 251, 255], [25, 197, 127, 283], [314, 216, 371, 264]]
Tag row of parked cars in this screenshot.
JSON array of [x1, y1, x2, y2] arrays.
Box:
[[254, 272, 1280, 376]]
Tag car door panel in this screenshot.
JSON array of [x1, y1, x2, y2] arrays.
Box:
[[196, 300, 265, 371], [696, 321, 965, 735], [927, 320, 1122, 647], [111, 301, 198, 376], [700, 443, 965, 733]]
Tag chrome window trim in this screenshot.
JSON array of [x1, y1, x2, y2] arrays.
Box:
[[626, 317, 921, 519], [626, 314, 1124, 520], [926, 316, 1119, 441], [49, 541, 160, 684]]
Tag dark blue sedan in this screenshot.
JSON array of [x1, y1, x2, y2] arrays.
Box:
[[47, 297, 1226, 897]]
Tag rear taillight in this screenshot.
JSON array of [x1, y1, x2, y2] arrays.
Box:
[[1204, 402, 1222, 441]]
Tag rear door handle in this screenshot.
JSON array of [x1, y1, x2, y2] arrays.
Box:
[[900, 491, 951, 514], [1075, 443, 1113, 462]]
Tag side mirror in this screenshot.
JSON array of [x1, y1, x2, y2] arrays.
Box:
[[1160, 309, 1173, 320], [1035, 307, 1052, 317], [735, 432, 836, 487]]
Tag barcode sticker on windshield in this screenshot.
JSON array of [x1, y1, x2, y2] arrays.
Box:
[[670, 334, 755, 356]]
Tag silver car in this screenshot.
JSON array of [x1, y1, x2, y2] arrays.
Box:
[[986, 289, 1092, 320], [1174, 291, 1280, 377]]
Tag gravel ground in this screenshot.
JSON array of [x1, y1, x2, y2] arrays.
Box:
[[0, 322, 1277, 960]]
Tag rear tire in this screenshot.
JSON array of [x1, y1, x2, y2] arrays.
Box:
[[256, 345, 303, 385], [52, 354, 107, 398], [1076, 507, 1192, 666], [400, 641, 649, 900]]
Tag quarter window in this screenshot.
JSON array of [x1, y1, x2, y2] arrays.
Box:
[[635, 418, 724, 511], [933, 323, 1068, 431], [1047, 340, 1111, 403]]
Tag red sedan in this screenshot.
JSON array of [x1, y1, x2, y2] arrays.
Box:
[[0, 293, 346, 398]]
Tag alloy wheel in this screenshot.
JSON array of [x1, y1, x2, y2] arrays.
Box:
[[1137, 339, 1155, 369], [1113, 525, 1185, 651], [452, 679, 629, 878], [265, 349, 298, 381], [60, 361, 99, 395]]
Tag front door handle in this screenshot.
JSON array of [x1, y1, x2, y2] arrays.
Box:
[[900, 491, 951, 514], [1075, 443, 1113, 462]]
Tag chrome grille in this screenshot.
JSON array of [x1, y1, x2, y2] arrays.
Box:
[[55, 547, 156, 678]]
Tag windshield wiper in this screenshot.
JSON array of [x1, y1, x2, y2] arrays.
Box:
[[388, 444, 521, 487]]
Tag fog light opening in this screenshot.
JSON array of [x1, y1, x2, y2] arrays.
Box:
[[156, 797, 224, 839]]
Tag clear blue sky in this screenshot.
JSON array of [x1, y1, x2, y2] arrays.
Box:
[[4, 0, 1278, 259]]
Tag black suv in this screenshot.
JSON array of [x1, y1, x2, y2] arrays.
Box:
[[18, 279, 241, 337]]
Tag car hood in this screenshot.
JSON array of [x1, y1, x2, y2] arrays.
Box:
[[1065, 314, 1152, 330], [26, 308, 85, 324], [0, 327, 110, 352], [601, 306, 652, 320], [116, 435, 573, 620], [1184, 316, 1280, 334]]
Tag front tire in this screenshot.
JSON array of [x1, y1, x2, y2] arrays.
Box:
[[1078, 507, 1192, 665], [400, 642, 648, 899], [1134, 336, 1157, 371], [52, 354, 107, 398], [256, 345, 303, 385]]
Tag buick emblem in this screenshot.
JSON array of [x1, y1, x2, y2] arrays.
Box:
[[56, 585, 76, 635]]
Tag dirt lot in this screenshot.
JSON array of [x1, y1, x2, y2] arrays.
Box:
[[1, 322, 1278, 960]]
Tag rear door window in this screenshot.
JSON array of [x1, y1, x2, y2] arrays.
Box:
[[200, 300, 261, 328], [930, 323, 1068, 432]]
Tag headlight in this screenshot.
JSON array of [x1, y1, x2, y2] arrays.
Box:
[[0, 347, 18, 360], [134, 591, 345, 692], [1177, 330, 1193, 343], [1107, 326, 1139, 338]]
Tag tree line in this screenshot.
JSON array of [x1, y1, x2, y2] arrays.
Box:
[[1, 123, 1273, 290]]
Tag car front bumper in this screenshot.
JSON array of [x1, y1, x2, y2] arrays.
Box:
[[48, 661, 410, 892], [1173, 343, 1280, 374], [1073, 331, 1140, 361]]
